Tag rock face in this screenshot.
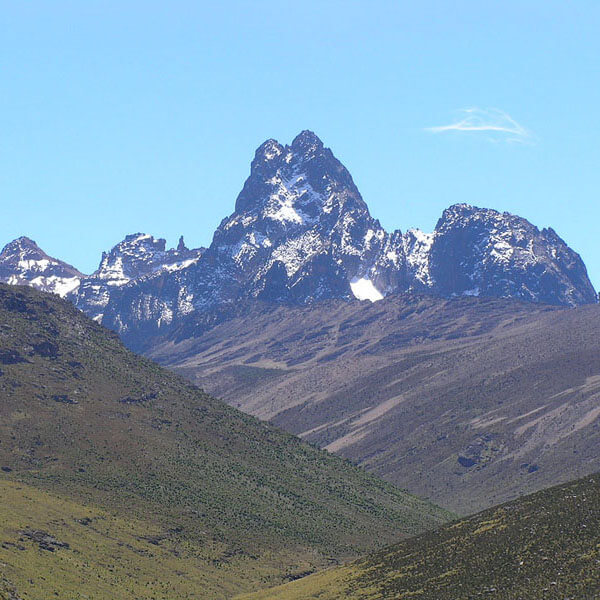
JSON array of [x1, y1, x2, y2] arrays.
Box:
[[186, 130, 408, 306], [73, 233, 203, 322], [0, 132, 596, 344], [428, 204, 597, 306], [0, 237, 82, 297]]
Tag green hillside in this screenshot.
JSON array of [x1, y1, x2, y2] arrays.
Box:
[[0, 284, 451, 598], [239, 472, 600, 599]]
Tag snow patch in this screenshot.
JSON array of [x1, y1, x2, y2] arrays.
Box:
[[32, 275, 80, 297], [271, 199, 304, 225], [350, 277, 383, 302], [160, 257, 200, 273], [463, 287, 481, 297], [18, 259, 52, 271]]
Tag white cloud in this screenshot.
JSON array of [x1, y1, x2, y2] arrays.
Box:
[[426, 108, 534, 144]]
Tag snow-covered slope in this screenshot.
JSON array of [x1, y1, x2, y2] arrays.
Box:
[[0, 237, 83, 297], [1, 132, 596, 346]]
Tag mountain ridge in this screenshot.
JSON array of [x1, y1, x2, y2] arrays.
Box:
[[0, 131, 596, 349]]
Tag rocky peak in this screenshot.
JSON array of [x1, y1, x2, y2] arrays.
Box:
[[254, 138, 284, 162], [428, 204, 597, 306], [0, 237, 83, 297], [290, 129, 324, 155], [2, 236, 41, 254], [235, 131, 365, 218], [202, 132, 402, 306], [71, 233, 205, 323], [95, 233, 169, 285]]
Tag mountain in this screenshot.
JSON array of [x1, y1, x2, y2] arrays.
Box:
[[148, 293, 600, 515], [0, 234, 205, 328], [73, 233, 204, 322], [428, 203, 596, 306], [0, 284, 450, 599], [193, 131, 407, 305], [92, 130, 410, 343], [96, 132, 597, 348], [0, 132, 595, 349], [0, 237, 82, 298], [239, 471, 600, 600]]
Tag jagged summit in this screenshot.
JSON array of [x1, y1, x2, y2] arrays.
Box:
[[236, 130, 361, 216], [3, 235, 40, 251], [208, 131, 396, 308], [290, 129, 325, 153], [73, 233, 205, 322], [1, 131, 596, 346], [253, 130, 324, 163], [253, 138, 284, 165]]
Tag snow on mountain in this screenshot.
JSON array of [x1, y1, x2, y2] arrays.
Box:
[[91, 131, 410, 338], [403, 229, 434, 288], [350, 277, 384, 302], [73, 234, 204, 322], [158, 130, 409, 313], [0, 237, 83, 297], [1, 132, 596, 346]]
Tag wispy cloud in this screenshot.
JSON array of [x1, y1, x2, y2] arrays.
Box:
[[426, 108, 534, 144]]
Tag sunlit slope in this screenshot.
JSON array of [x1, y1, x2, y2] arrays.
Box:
[[239, 473, 600, 600], [0, 479, 299, 599], [0, 284, 450, 598]]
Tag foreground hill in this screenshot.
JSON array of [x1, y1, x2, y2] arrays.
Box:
[[0, 285, 450, 599], [238, 472, 600, 600], [150, 294, 600, 514]]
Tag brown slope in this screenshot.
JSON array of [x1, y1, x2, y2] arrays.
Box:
[[148, 294, 600, 514]]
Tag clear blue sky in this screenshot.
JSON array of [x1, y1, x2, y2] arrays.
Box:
[[2, 1, 599, 288]]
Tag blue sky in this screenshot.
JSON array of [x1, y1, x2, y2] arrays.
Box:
[[2, 1, 599, 288]]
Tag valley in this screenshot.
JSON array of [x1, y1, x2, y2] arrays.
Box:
[[0, 285, 450, 598], [239, 471, 600, 600], [147, 293, 600, 514]]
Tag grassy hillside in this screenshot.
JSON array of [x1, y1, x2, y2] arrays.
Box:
[[149, 294, 600, 514], [0, 284, 450, 598], [239, 472, 600, 600], [0, 478, 279, 599]]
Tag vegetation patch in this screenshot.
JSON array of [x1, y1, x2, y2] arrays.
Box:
[[240, 473, 600, 599]]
